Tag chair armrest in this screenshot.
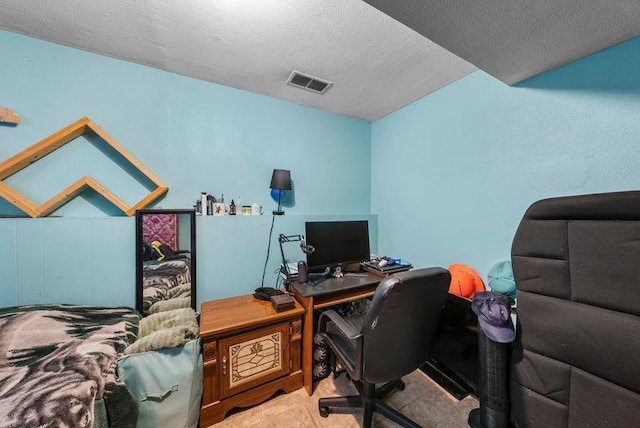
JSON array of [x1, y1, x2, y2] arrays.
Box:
[[317, 310, 362, 340]]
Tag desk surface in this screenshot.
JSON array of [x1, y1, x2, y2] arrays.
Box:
[[200, 294, 304, 339], [291, 272, 381, 297]]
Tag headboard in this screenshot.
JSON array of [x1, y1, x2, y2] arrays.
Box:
[[141, 213, 178, 250]]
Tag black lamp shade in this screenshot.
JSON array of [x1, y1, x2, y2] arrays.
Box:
[[270, 169, 292, 190]]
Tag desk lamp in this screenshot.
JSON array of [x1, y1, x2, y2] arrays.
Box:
[[260, 168, 292, 287], [269, 169, 291, 215]]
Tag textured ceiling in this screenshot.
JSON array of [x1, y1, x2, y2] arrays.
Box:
[[0, 0, 476, 122], [1, 1, 638, 122], [364, 0, 640, 85]]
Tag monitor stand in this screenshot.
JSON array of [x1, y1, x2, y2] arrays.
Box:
[[308, 267, 332, 286], [343, 262, 362, 273]]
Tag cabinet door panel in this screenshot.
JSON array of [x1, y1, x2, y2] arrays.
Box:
[[219, 321, 290, 399]]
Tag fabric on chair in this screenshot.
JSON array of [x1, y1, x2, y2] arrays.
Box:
[[508, 191, 640, 427], [317, 267, 451, 428]]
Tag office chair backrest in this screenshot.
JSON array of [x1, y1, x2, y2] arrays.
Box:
[[510, 191, 640, 427], [361, 267, 450, 384]]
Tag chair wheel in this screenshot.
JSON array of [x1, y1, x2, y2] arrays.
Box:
[[319, 407, 330, 418]]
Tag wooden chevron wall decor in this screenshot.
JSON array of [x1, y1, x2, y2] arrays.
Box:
[[0, 107, 21, 125], [0, 117, 168, 217]]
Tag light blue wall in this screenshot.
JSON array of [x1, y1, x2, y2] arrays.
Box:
[[0, 30, 373, 308], [4, 29, 639, 308], [371, 36, 640, 281], [0, 218, 134, 307]]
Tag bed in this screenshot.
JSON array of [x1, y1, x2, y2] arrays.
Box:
[[0, 304, 140, 428], [1, 213, 198, 427]]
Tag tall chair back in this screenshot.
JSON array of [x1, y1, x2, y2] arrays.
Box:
[[470, 191, 640, 428], [508, 191, 640, 427], [361, 267, 451, 384]]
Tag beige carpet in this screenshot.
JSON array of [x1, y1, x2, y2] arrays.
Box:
[[211, 369, 478, 427]]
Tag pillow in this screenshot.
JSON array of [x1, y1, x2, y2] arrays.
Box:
[[149, 297, 191, 314], [138, 308, 197, 338], [124, 324, 199, 355]]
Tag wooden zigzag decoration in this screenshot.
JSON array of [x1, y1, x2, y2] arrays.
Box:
[[0, 117, 168, 217], [0, 107, 21, 125]]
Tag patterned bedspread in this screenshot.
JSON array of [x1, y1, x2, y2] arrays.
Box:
[[142, 259, 191, 315], [0, 305, 140, 428]]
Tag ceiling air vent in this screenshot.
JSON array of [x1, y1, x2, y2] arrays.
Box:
[[287, 71, 332, 94]]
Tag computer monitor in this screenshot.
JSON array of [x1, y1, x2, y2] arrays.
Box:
[[304, 220, 370, 271]]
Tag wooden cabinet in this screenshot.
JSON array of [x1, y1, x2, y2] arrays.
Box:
[[200, 295, 304, 427]]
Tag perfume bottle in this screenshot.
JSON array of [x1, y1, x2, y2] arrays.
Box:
[[229, 199, 237, 215]]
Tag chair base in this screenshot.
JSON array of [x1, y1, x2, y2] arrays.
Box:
[[318, 379, 421, 428]]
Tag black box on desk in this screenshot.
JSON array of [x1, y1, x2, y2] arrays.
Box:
[[271, 294, 296, 312], [361, 261, 412, 277]]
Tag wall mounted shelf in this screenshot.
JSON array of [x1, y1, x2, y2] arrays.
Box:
[[0, 107, 21, 125], [0, 116, 168, 217]]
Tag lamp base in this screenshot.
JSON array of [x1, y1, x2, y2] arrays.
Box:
[[273, 210, 285, 216]]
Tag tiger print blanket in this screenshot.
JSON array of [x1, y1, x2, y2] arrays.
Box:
[[0, 305, 140, 428], [142, 259, 191, 315]]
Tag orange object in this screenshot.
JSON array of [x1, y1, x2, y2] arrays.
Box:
[[447, 264, 485, 299]]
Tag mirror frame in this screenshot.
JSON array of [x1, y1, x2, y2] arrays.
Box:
[[135, 208, 197, 315]]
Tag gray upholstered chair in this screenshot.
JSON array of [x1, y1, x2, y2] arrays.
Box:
[[470, 191, 640, 428], [317, 267, 450, 428]]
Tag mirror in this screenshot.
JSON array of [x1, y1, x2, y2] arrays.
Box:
[[136, 209, 197, 316]]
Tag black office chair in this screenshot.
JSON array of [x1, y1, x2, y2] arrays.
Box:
[[317, 267, 451, 428], [469, 191, 640, 428]]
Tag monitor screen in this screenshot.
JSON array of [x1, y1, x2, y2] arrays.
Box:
[[304, 220, 370, 270]]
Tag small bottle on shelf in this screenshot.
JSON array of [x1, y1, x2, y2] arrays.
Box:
[[229, 199, 236, 215], [201, 192, 208, 216], [207, 195, 214, 216]]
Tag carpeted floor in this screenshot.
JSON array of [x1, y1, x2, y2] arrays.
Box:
[[211, 369, 478, 427]]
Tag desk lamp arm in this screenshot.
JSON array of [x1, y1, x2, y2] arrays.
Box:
[[278, 233, 315, 275], [278, 234, 300, 272]]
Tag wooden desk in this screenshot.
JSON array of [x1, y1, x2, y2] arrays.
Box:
[[290, 272, 382, 395], [200, 295, 305, 426]]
